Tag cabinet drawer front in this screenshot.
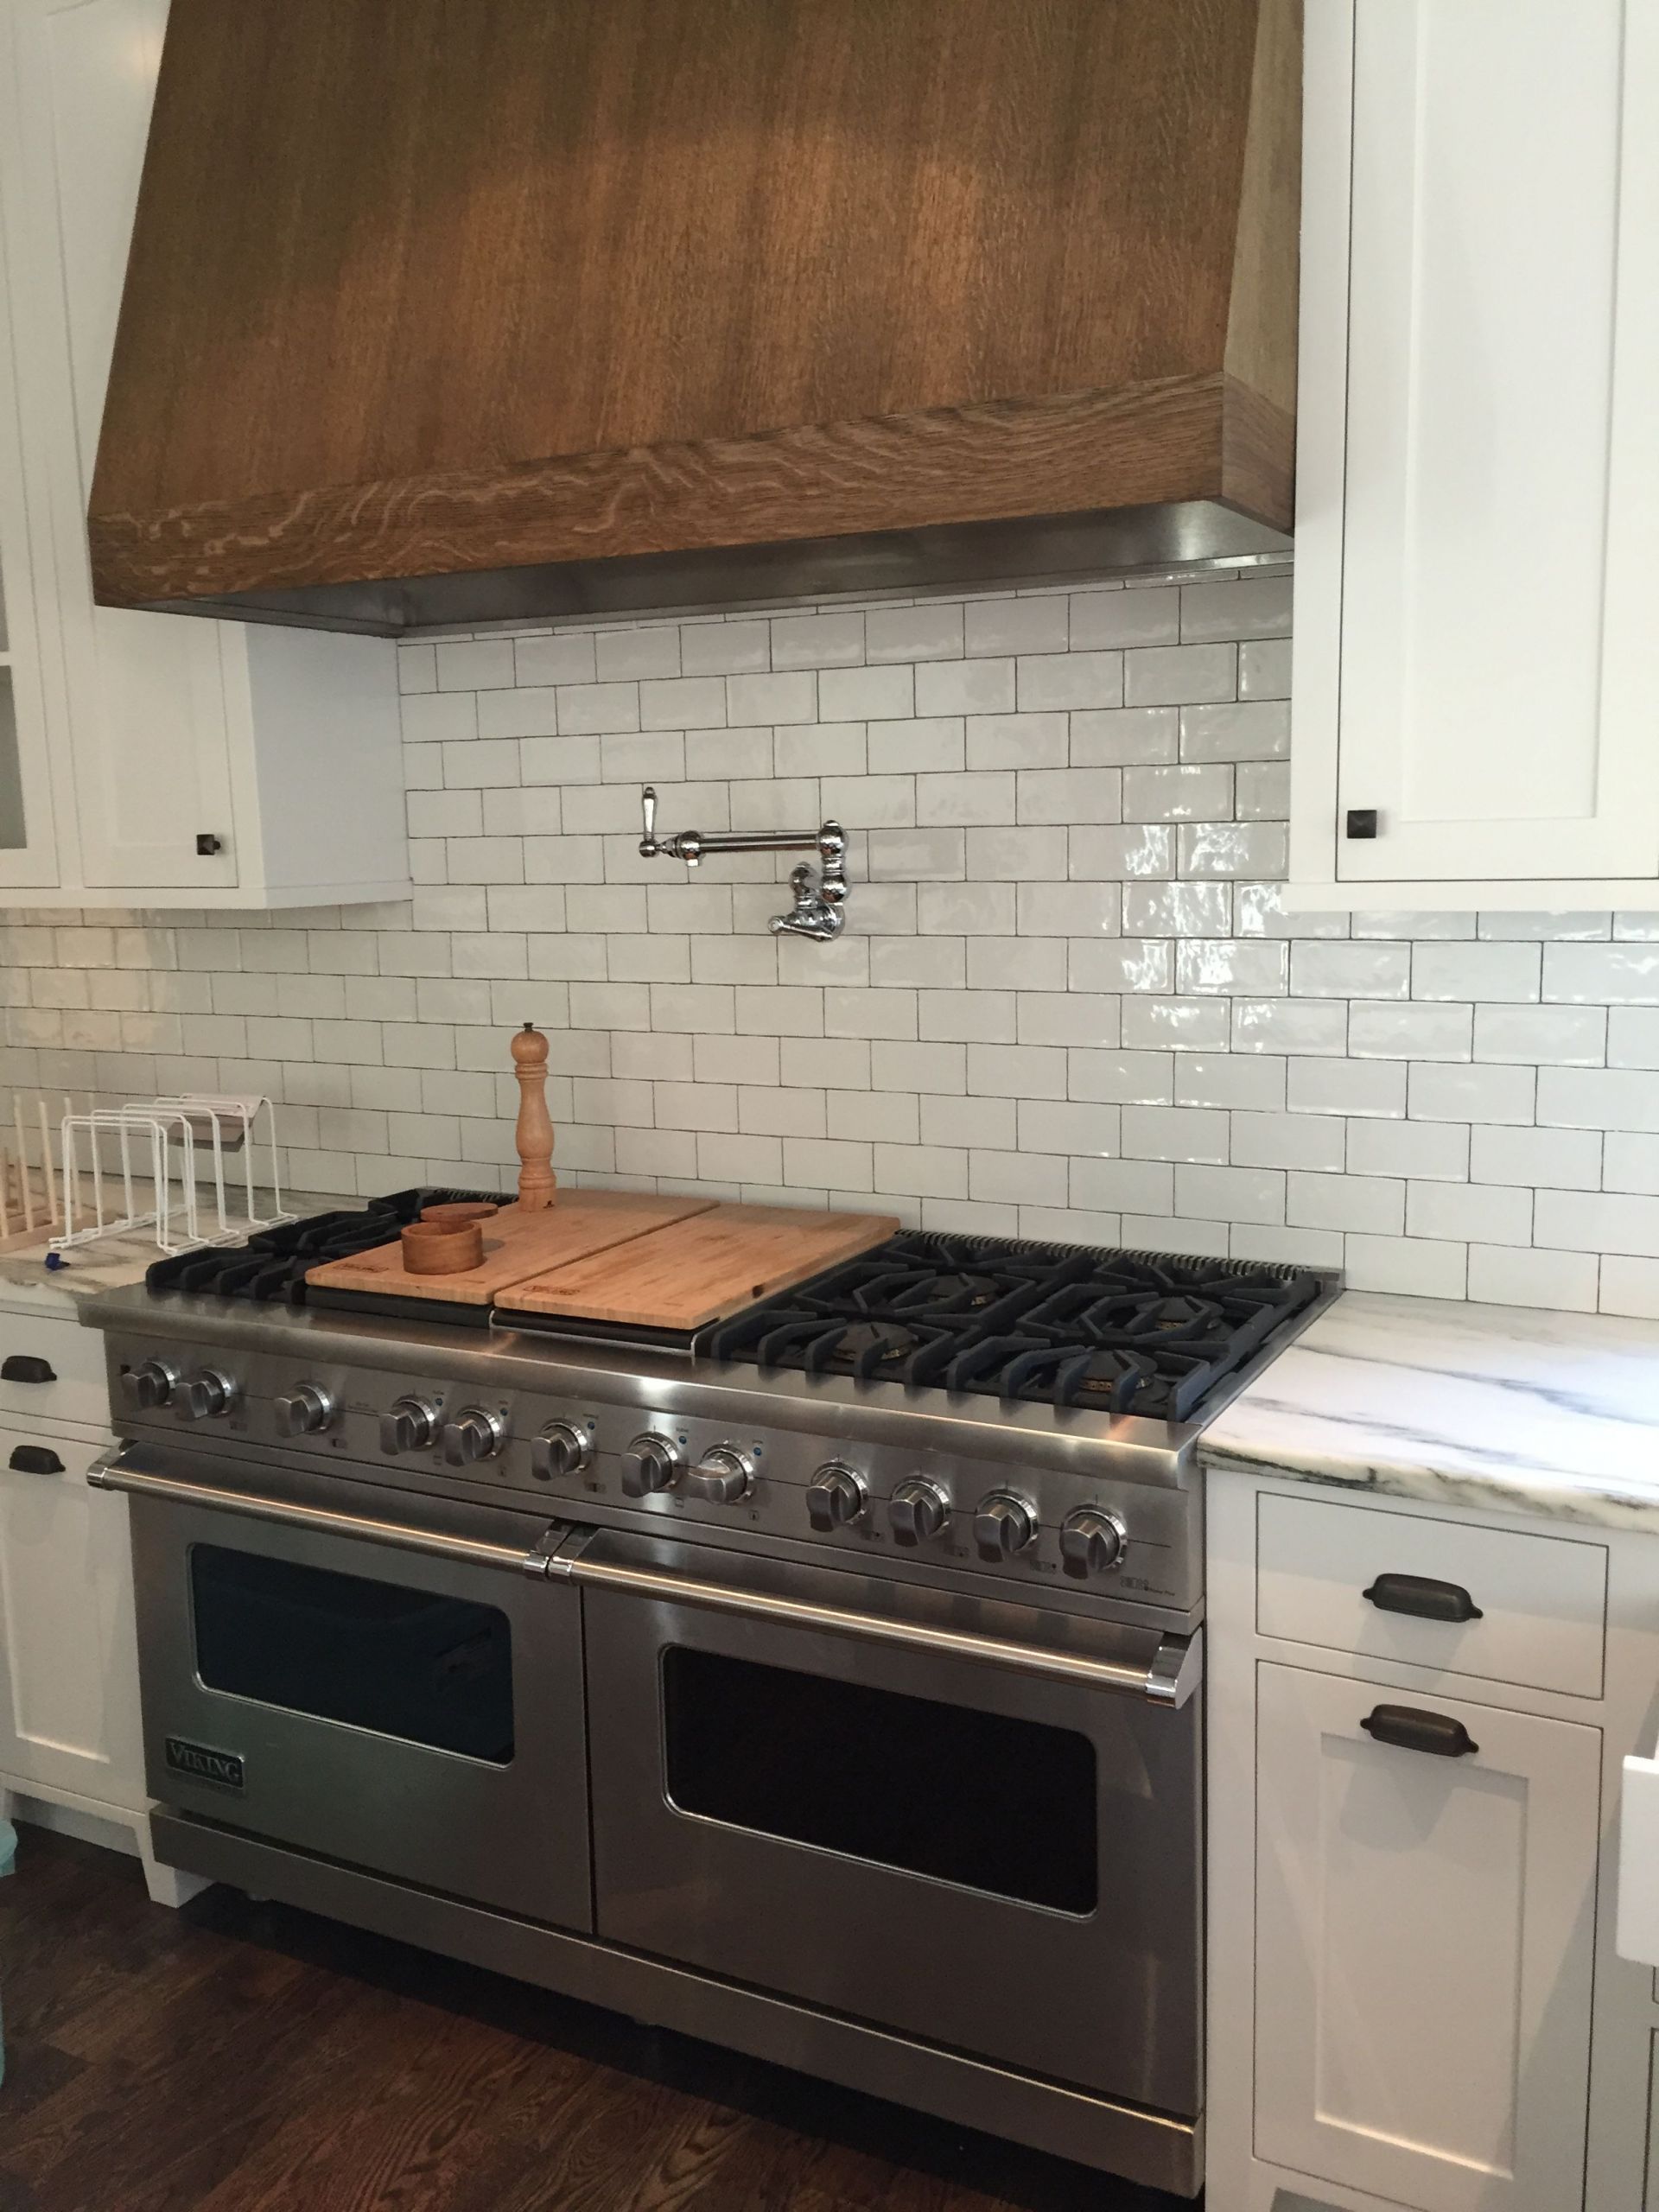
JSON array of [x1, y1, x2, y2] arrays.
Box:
[[1256, 1491, 1607, 1698], [0, 1305, 109, 1432]]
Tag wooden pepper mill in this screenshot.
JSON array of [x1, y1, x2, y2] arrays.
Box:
[[511, 1020, 556, 1211]]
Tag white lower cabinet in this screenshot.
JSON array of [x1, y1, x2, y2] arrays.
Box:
[[0, 1417, 143, 1808], [1207, 1471, 1659, 2212], [0, 1298, 197, 1906], [1254, 1662, 1599, 2212]]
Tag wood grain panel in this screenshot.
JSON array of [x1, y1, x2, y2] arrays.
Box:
[[303, 1192, 715, 1306], [498, 1204, 899, 1331], [91, 0, 1299, 619], [92, 376, 1258, 608]]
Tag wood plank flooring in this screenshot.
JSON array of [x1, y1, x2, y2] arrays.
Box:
[[0, 1829, 1195, 2212]]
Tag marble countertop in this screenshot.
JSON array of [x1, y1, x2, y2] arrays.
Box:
[[1201, 1291, 1659, 1531]]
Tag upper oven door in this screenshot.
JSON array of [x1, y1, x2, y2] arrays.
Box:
[[577, 1529, 1201, 2115], [104, 1443, 590, 1931]]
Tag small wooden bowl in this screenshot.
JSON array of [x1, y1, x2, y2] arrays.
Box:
[[400, 1220, 486, 1275], [419, 1201, 499, 1229]]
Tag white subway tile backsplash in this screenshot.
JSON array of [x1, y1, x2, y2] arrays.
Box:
[[916, 658, 1015, 717], [1466, 1244, 1600, 1313], [964, 598, 1069, 657], [1123, 644, 1236, 708], [1346, 1118, 1470, 1182], [1414, 942, 1541, 1003], [1122, 765, 1234, 823], [680, 620, 772, 677], [1599, 1255, 1659, 1319], [1344, 1234, 1467, 1298], [967, 713, 1068, 772], [1406, 1179, 1532, 1247], [1014, 652, 1123, 713], [1178, 822, 1287, 880], [1538, 1065, 1659, 1133], [1470, 1123, 1600, 1190], [1347, 1001, 1472, 1061], [865, 603, 963, 664], [11, 567, 1657, 1313], [1179, 575, 1292, 643], [1544, 943, 1659, 1004], [1407, 1061, 1535, 1126], [1071, 707, 1179, 766], [1237, 639, 1291, 699], [820, 664, 914, 722], [1069, 587, 1179, 650]]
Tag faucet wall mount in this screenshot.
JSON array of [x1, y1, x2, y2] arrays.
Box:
[[638, 786, 849, 940]]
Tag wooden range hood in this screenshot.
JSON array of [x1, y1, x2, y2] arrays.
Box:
[[89, 0, 1300, 637]]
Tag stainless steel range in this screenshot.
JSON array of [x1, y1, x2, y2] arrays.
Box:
[[85, 1207, 1337, 2201]]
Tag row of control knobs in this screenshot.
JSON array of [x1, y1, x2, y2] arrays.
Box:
[[620, 1436, 1127, 1573], [118, 1361, 1126, 1573]]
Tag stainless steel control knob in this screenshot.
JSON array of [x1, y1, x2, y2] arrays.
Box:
[[683, 1445, 753, 1504], [620, 1433, 680, 1497], [120, 1357, 179, 1412], [888, 1478, 949, 1545], [974, 1491, 1036, 1560], [379, 1395, 439, 1454], [1059, 1507, 1128, 1577], [531, 1421, 593, 1481], [175, 1368, 238, 1422], [805, 1463, 865, 1530], [442, 1407, 509, 1466], [273, 1382, 336, 1437]]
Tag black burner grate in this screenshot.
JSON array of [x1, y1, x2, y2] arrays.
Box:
[[702, 1231, 1323, 1420], [143, 1188, 507, 1305]]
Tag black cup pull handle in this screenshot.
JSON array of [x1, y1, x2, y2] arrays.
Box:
[[9, 1444, 65, 1476], [1, 1354, 56, 1385], [1363, 1571, 1483, 1624], [1361, 1704, 1479, 1759]]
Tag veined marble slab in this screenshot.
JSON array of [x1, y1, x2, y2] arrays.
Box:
[[1201, 1291, 1659, 1532]]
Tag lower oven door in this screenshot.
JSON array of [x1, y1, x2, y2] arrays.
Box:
[[575, 1528, 1201, 2115], [96, 1442, 590, 1929]]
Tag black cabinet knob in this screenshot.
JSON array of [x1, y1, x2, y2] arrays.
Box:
[[1344, 808, 1379, 839], [195, 832, 223, 856], [1, 1354, 56, 1384]]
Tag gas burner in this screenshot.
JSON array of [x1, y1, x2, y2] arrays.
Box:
[[706, 1231, 1324, 1421], [144, 1187, 506, 1304]]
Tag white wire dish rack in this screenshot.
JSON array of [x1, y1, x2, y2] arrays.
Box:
[[48, 1094, 294, 1257]]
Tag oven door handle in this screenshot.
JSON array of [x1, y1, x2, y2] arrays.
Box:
[[86, 1448, 562, 1579], [554, 1541, 1202, 1707]]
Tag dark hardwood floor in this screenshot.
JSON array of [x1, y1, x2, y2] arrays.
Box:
[[0, 1828, 1195, 2212]]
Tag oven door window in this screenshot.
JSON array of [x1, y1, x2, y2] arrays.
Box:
[[189, 1544, 513, 1763], [662, 1647, 1096, 1913]]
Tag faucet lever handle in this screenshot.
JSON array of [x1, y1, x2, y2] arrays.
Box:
[[639, 785, 657, 855]]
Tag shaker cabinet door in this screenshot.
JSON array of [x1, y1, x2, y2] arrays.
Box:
[[1254, 1662, 1599, 2212], [4, 0, 238, 892], [1293, 0, 1659, 899], [0, 1422, 145, 1809]]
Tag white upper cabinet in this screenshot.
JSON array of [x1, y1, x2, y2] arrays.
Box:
[[0, 170, 61, 892], [1290, 0, 1659, 909], [0, 0, 409, 908]]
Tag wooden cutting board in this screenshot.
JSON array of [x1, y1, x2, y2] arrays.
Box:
[[303, 1192, 716, 1306], [496, 1203, 899, 1332]]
